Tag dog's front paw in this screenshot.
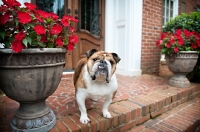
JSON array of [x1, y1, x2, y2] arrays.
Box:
[[103, 110, 112, 118], [80, 115, 90, 124]]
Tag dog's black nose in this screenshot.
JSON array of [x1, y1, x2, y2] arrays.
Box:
[[100, 60, 107, 64]]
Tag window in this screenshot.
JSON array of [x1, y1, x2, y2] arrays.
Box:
[[162, 0, 178, 26]]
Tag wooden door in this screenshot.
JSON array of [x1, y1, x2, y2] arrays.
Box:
[[67, 0, 105, 69], [32, 0, 105, 69]]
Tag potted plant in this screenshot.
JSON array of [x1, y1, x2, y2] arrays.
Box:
[[156, 12, 200, 88], [0, 0, 78, 131]]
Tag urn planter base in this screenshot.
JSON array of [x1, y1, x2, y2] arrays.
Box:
[[169, 74, 190, 88]]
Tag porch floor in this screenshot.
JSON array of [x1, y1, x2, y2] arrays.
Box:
[[0, 72, 200, 132]]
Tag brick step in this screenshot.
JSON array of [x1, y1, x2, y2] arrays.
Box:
[[49, 84, 200, 132], [127, 96, 200, 132]]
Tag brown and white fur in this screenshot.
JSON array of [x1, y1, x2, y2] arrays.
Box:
[[73, 49, 121, 124]]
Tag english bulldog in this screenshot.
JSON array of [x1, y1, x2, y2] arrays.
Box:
[[73, 49, 121, 124]]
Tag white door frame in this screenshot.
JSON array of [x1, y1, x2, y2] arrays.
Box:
[[105, 0, 143, 76]]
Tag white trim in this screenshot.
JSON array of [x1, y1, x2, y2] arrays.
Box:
[[105, 0, 142, 76]]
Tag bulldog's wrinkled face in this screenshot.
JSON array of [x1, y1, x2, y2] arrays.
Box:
[[86, 49, 121, 83]]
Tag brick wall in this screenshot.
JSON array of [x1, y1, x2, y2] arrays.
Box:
[[141, 0, 162, 74], [179, 0, 200, 14]]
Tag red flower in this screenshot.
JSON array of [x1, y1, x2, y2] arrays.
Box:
[[166, 42, 171, 48], [160, 33, 166, 39], [0, 5, 8, 12], [50, 13, 59, 21], [183, 29, 191, 37], [35, 14, 44, 22], [175, 29, 182, 35], [61, 16, 69, 27], [69, 35, 78, 44], [51, 24, 62, 34], [0, 12, 11, 25], [40, 35, 48, 42], [55, 37, 64, 46], [37, 10, 51, 18], [11, 41, 24, 53], [34, 25, 45, 35], [15, 32, 26, 41], [175, 35, 184, 46], [67, 42, 74, 50], [68, 16, 78, 23], [69, 26, 76, 32], [24, 2, 36, 10], [17, 12, 32, 24], [174, 47, 179, 53], [2, 0, 21, 7]]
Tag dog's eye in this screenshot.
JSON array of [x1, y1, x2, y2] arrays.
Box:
[[93, 58, 98, 61], [110, 60, 114, 65]]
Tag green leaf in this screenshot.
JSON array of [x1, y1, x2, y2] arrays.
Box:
[[22, 38, 28, 47], [0, 30, 5, 40], [47, 43, 54, 48], [4, 41, 10, 48], [26, 36, 32, 45], [38, 42, 45, 47]]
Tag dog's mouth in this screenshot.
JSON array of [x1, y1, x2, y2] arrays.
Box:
[[98, 65, 107, 76], [91, 62, 109, 82]]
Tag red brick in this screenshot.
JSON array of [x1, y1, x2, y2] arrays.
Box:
[[129, 97, 152, 116], [92, 109, 112, 131], [159, 122, 183, 132], [136, 114, 150, 125], [49, 126, 58, 132], [119, 120, 136, 132], [54, 120, 69, 132], [149, 91, 171, 106], [62, 116, 80, 132], [163, 118, 187, 131], [143, 119, 160, 128], [150, 109, 163, 118], [87, 110, 106, 132], [109, 104, 125, 125], [147, 93, 166, 110], [69, 114, 90, 132], [111, 103, 131, 123], [154, 124, 175, 132], [128, 125, 145, 132], [127, 100, 142, 118], [117, 101, 139, 120]]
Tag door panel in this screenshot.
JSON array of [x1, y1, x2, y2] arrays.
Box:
[[31, 0, 105, 69], [72, 0, 105, 68]]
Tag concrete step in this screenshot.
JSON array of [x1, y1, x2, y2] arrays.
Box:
[[49, 83, 200, 132]]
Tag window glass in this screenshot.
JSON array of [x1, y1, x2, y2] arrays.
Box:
[[36, 0, 64, 18], [162, 0, 174, 26]]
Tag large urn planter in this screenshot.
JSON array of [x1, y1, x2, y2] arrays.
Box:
[[0, 48, 66, 132], [165, 51, 198, 88]]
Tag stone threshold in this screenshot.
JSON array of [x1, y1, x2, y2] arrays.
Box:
[[49, 81, 200, 132]]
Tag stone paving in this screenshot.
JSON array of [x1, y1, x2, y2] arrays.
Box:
[[1, 73, 170, 131]]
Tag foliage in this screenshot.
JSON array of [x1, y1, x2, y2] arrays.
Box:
[[0, 0, 78, 53], [162, 12, 200, 33]]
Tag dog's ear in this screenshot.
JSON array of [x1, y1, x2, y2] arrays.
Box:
[[111, 53, 121, 63], [86, 49, 98, 58]]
